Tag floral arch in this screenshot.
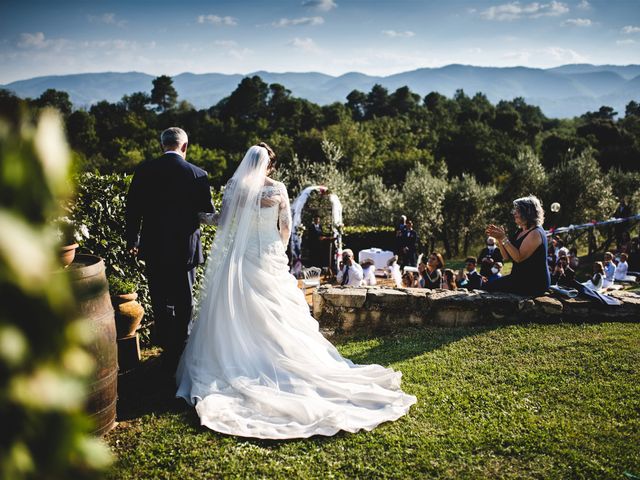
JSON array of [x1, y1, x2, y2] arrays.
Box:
[[289, 186, 343, 273]]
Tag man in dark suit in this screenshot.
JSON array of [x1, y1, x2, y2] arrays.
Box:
[[464, 256, 483, 290], [478, 236, 503, 276], [401, 220, 418, 267], [126, 127, 215, 376], [307, 215, 329, 268]]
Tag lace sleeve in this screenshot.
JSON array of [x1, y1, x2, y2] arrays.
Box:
[[278, 182, 292, 245]]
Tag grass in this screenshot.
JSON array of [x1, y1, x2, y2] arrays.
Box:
[[106, 323, 640, 479]]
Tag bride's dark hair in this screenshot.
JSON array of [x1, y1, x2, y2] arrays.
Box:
[[257, 142, 277, 169]]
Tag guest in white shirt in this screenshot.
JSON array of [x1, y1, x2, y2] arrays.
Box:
[[614, 253, 636, 282], [582, 261, 605, 291], [336, 249, 364, 287], [361, 259, 377, 286], [603, 251, 616, 288]]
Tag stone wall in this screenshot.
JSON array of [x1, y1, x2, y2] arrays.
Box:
[[312, 286, 640, 335]]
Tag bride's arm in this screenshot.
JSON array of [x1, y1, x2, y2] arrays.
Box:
[[278, 183, 292, 246]]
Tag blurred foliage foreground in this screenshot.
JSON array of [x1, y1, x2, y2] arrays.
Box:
[[0, 110, 111, 478]]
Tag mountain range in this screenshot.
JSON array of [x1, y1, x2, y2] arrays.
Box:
[[3, 64, 640, 118]]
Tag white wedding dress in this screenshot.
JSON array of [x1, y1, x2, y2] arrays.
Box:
[[176, 146, 416, 439]]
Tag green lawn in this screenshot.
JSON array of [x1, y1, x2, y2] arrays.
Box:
[[106, 323, 640, 479]]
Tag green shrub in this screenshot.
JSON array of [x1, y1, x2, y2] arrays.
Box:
[[107, 276, 138, 296], [0, 110, 111, 478], [68, 172, 221, 344]]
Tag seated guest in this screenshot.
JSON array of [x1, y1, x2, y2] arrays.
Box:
[[336, 249, 364, 287], [568, 247, 580, 270], [485, 195, 551, 297], [419, 252, 444, 289], [557, 247, 569, 261], [486, 261, 503, 283], [479, 257, 495, 278], [552, 237, 565, 261], [603, 252, 616, 288], [582, 261, 605, 291], [387, 255, 402, 287], [441, 269, 457, 290], [479, 236, 503, 275], [361, 259, 377, 286], [401, 271, 415, 288], [456, 269, 469, 289], [464, 256, 483, 290], [551, 256, 575, 286], [614, 253, 636, 282]]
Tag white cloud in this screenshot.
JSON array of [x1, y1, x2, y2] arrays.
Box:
[[17, 32, 68, 51], [213, 40, 252, 59], [502, 46, 587, 65], [382, 30, 415, 38], [622, 25, 640, 34], [616, 39, 637, 45], [273, 16, 324, 27], [214, 40, 238, 48], [79, 39, 155, 51], [197, 15, 237, 26], [577, 0, 590, 9], [302, 0, 337, 11], [480, 1, 570, 21], [562, 18, 592, 26], [289, 37, 322, 53], [87, 13, 127, 27]]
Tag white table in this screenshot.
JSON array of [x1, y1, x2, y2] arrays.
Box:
[[358, 248, 395, 275]]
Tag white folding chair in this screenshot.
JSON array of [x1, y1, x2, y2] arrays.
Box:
[[301, 266, 322, 292]]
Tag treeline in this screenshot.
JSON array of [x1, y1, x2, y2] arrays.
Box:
[[1, 75, 639, 256]]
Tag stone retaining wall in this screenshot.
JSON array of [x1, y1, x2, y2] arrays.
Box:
[[312, 286, 640, 335]]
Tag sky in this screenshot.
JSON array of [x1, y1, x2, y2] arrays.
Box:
[[1, 0, 639, 84]]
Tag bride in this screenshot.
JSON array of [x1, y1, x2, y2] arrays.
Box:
[[176, 143, 416, 439]]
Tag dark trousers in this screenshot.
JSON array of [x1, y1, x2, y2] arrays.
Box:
[[146, 261, 195, 373]]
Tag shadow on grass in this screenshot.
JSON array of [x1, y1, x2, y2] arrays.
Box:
[[332, 325, 496, 366], [116, 353, 195, 423], [114, 326, 492, 446]]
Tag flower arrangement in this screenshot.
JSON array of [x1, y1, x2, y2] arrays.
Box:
[[295, 224, 306, 237], [54, 216, 90, 246]]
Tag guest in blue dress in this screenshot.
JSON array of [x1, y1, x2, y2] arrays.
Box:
[[485, 195, 551, 297]]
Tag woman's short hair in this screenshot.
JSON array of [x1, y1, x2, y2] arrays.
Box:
[[513, 195, 545, 228]]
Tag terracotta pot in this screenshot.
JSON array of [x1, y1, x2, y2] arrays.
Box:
[[112, 293, 144, 338], [60, 243, 79, 268]]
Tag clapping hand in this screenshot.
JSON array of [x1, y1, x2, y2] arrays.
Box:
[[486, 224, 506, 242]]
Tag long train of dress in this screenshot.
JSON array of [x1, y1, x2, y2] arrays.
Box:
[[176, 183, 416, 439]]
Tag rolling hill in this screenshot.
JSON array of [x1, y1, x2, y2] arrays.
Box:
[[3, 64, 639, 118]]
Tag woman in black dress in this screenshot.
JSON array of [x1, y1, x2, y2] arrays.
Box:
[[485, 195, 550, 297]]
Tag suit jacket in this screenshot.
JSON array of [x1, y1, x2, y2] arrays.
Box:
[[125, 152, 215, 269], [478, 246, 503, 264], [467, 270, 483, 290]]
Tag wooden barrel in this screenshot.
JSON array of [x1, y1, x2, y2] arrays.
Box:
[[67, 254, 117, 436]]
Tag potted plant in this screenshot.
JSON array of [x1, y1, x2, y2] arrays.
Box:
[[108, 275, 144, 338], [54, 216, 89, 267]]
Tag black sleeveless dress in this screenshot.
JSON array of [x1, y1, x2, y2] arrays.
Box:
[[486, 226, 550, 297]]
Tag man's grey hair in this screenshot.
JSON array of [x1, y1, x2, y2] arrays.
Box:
[[513, 195, 545, 227], [160, 127, 188, 148], [342, 249, 354, 258]]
